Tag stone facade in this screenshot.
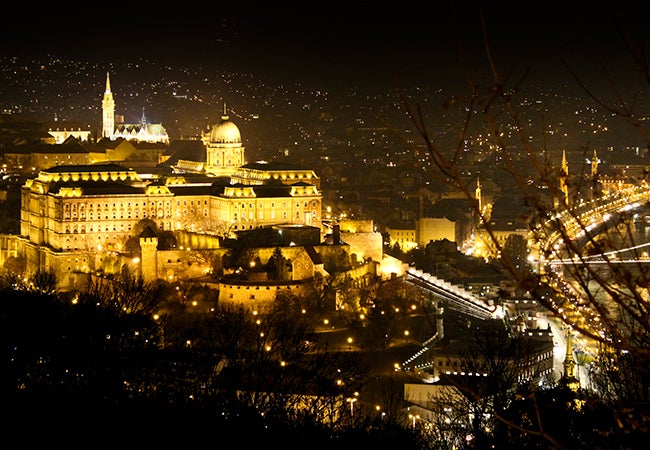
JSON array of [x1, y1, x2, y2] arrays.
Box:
[[12, 161, 323, 291]]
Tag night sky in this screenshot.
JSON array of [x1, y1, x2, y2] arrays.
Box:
[[2, 2, 649, 89]]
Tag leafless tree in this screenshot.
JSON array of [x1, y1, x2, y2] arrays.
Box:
[[78, 271, 162, 315], [389, 1, 650, 443]]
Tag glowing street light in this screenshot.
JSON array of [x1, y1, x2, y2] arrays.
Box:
[[409, 413, 420, 429], [346, 397, 358, 416]]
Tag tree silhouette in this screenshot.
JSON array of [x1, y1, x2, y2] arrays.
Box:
[[28, 269, 57, 295], [266, 246, 289, 280], [502, 233, 532, 279], [2, 279, 424, 446]]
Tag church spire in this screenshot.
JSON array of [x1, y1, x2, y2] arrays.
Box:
[[102, 71, 116, 140], [105, 71, 111, 94]]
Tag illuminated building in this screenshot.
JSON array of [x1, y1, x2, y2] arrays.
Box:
[[201, 104, 245, 176], [16, 158, 322, 291], [385, 220, 418, 251], [4, 76, 324, 291], [47, 128, 91, 144], [102, 72, 170, 144], [1, 138, 169, 175], [0, 73, 394, 297]]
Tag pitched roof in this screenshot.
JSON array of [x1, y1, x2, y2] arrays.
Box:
[[48, 181, 145, 195], [44, 162, 131, 173], [140, 225, 157, 238], [304, 245, 323, 265]]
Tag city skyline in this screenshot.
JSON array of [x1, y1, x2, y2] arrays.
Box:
[[2, 4, 650, 445]]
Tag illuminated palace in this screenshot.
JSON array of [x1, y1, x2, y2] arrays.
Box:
[[8, 75, 325, 291]]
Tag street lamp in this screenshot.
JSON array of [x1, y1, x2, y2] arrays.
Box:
[[346, 397, 357, 416]]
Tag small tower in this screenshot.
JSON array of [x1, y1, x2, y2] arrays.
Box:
[[102, 72, 116, 140], [590, 149, 599, 178], [139, 226, 158, 283], [561, 328, 580, 390], [559, 150, 569, 206]]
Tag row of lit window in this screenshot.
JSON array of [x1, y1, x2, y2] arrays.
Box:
[[65, 225, 131, 233], [234, 201, 318, 209], [63, 210, 171, 220], [64, 201, 174, 210], [232, 210, 318, 221], [61, 199, 317, 211]]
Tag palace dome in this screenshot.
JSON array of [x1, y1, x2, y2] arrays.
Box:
[[209, 110, 241, 144]]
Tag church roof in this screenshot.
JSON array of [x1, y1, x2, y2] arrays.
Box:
[[115, 123, 168, 136]]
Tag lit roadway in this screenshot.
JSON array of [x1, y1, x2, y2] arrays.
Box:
[[527, 185, 650, 386], [529, 184, 650, 267], [528, 184, 650, 340], [400, 186, 649, 384]]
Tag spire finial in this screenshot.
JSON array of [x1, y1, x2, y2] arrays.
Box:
[[105, 71, 111, 94]]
